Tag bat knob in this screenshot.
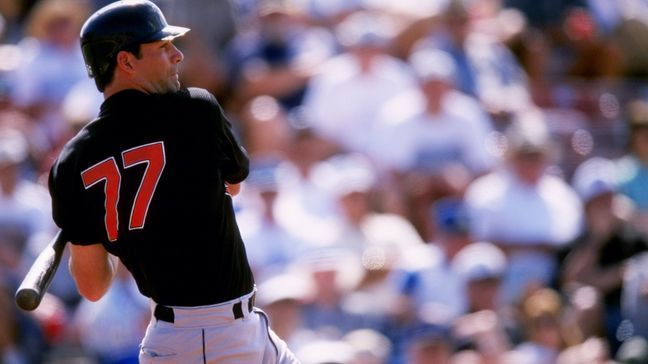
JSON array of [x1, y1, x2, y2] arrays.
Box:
[[15, 288, 41, 311]]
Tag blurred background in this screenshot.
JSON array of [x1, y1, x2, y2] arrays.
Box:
[[1, 0, 648, 363]]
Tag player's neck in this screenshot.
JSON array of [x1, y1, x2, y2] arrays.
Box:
[[103, 77, 150, 99]]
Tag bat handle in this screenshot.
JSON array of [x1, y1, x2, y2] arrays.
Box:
[[15, 231, 67, 311]]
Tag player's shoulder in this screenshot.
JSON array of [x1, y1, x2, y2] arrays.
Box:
[[160, 87, 220, 107]]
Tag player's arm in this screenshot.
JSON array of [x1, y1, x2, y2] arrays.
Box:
[[68, 243, 118, 301]]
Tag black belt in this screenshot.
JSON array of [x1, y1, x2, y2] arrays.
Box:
[[154, 293, 256, 323]]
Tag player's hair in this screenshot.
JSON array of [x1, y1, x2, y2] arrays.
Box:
[[94, 43, 142, 92]]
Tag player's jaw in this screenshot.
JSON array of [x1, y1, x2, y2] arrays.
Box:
[[136, 40, 184, 94]]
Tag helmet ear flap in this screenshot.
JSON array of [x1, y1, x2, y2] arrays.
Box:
[[82, 39, 120, 78]]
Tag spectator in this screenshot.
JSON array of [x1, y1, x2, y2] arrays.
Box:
[[343, 328, 392, 364], [562, 156, 648, 354], [465, 110, 583, 305], [622, 253, 648, 340], [272, 127, 341, 247], [72, 263, 149, 364], [255, 272, 314, 352], [8, 0, 89, 147], [295, 338, 356, 364], [236, 95, 292, 160], [556, 336, 612, 364], [421, 0, 534, 123], [403, 322, 454, 364], [443, 242, 514, 363], [372, 47, 497, 238], [321, 153, 424, 257], [394, 197, 474, 323], [225, 0, 336, 111], [303, 10, 416, 155], [0, 127, 54, 282], [617, 99, 648, 235], [237, 159, 306, 279], [615, 336, 648, 364], [514, 288, 570, 364], [0, 280, 47, 364], [297, 248, 378, 339]]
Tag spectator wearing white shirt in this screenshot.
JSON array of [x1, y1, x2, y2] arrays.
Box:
[[464, 110, 583, 305], [303, 10, 417, 156], [372, 47, 498, 239], [237, 159, 307, 280], [394, 198, 474, 323]]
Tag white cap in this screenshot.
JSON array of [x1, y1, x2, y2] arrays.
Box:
[[506, 109, 553, 154], [409, 47, 457, 84], [335, 11, 392, 49], [572, 156, 617, 202], [296, 339, 355, 364], [315, 153, 376, 197], [452, 242, 507, 282], [256, 273, 313, 307]]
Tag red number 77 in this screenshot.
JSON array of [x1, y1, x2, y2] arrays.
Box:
[[81, 142, 166, 242]]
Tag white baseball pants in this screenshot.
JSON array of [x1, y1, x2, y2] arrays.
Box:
[[139, 290, 300, 363]]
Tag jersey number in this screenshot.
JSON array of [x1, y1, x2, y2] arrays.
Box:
[[81, 142, 166, 241]]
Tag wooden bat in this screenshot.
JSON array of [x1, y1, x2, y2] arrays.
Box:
[[15, 230, 67, 311]]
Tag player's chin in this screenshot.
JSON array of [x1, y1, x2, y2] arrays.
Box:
[[168, 74, 181, 92], [164, 79, 181, 93]]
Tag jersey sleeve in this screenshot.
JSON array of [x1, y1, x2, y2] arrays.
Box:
[[48, 144, 107, 246], [188, 87, 249, 184]]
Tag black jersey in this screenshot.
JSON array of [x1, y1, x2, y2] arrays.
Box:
[[48, 88, 254, 306]]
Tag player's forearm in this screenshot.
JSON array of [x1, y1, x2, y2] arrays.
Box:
[[68, 244, 118, 301]]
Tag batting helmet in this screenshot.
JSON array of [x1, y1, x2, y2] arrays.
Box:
[[80, 0, 189, 79]]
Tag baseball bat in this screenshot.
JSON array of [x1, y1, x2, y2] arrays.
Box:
[[15, 230, 68, 311]]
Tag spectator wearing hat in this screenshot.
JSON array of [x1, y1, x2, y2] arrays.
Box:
[[385, 198, 473, 363], [237, 159, 308, 280], [403, 320, 454, 364], [296, 247, 379, 340], [301, 153, 423, 334], [513, 288, 571, 364], [562, 156, 648, 354], [450, 242, 516, 363], [255, 273, 314, 352], [464, 110, 583, 305], [371, 47, 497, 240], [404, 0, 533, 122], [617, 99, 648, 236], [393, 198, 474, 323], [302, 10, 417, 156]]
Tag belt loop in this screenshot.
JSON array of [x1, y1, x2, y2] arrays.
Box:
[[154, 305, 175, 323], [233, 301, 244, 319], [232, 293, 255, 320], [248, 293, 255, 312]]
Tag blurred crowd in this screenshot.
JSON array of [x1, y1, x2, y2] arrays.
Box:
[[1, 0, 648, 363]]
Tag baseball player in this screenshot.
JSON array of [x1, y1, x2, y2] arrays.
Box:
[[47, 1, 299, 362]]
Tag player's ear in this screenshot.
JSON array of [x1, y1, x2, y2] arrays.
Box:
[[116, 51, 135, 73]]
